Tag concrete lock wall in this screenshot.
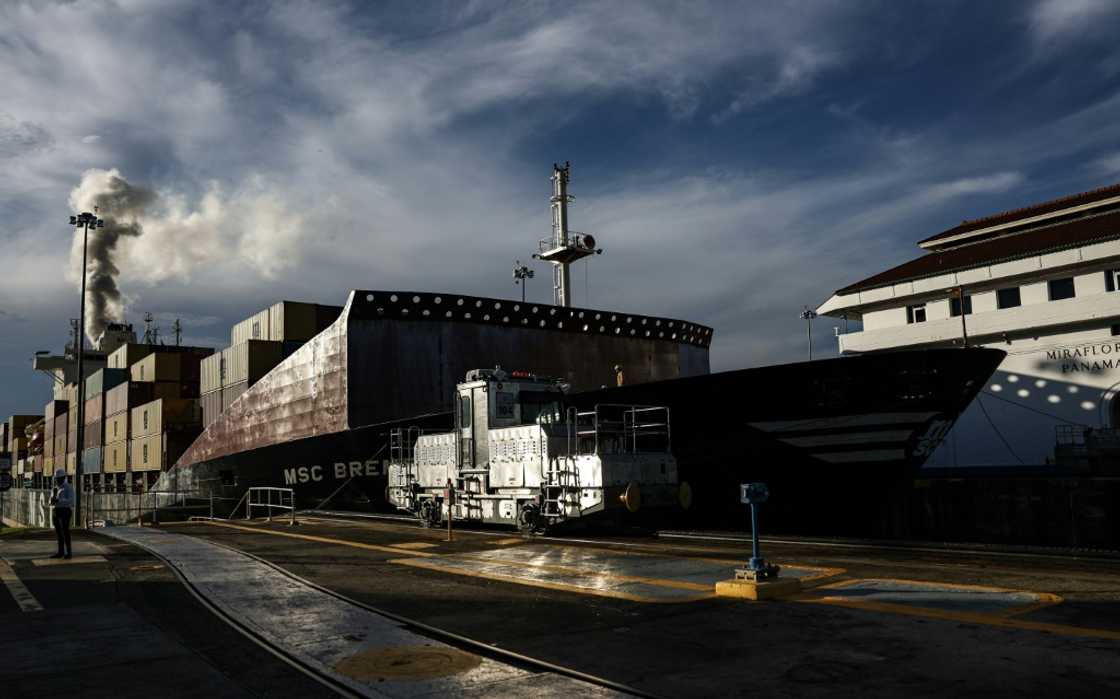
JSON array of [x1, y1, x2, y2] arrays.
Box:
[[1, 488, 211, 529]]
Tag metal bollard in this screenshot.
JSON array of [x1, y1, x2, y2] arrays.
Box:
[[736, 483, 779, 582]]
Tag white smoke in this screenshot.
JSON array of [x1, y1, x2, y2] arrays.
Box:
[[69, 168, 304, 341]]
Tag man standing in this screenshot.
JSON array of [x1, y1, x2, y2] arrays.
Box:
[[50, 469, 73, 559]]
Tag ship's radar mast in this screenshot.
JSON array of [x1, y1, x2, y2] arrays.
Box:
[[533, 162, 601, 307]]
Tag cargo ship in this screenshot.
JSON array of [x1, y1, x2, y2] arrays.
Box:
[[3, 163, 1004, 537]]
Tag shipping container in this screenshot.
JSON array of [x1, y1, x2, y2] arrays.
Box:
[[32, 455, 43, 474], [82, 447, 102, 474], [84, 394, 104, 425], [85, 367, 129, 398], [131, 398, 201, 439], [201, 391, 223, 428], [43, 400, 68, 424], [223, 340, 284, 387], [104, 440, 128, 473], [130, 434, 162, 471], [130, 351, 205, 383], [83, 419, 103, 449], [105, 381, 156, 417], [231, 308, 271, 345], [67, 402, 79, 432], [105, 411, 129, 444], [107, 343, 156, 370], [44, 455, 55, 474], [67, 425, 77, 453], [65, 451, 76, 475], [200, 353, 223, 394], [152, 381, 201, 401], [222, 381, 248, 411]]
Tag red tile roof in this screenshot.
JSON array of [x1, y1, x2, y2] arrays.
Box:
[[918, 181, 1120, 247], [838, 209, 1120, 295]]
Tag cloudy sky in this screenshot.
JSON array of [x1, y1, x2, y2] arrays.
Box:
[[2, 0, 1120, 418]]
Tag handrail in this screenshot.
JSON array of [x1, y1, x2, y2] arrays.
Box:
[[246, 486, 296, 526]]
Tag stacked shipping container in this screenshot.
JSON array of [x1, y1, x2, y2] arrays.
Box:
[[82, 368, 127, 477], [201, 301, 340, 428]]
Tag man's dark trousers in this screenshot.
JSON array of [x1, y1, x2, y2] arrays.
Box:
[[53, 507, 72, 556]]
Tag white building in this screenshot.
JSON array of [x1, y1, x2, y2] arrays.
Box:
[[818, 183, 1120, 467]]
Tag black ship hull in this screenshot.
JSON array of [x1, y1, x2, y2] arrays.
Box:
[[164, 347, 1003, 535]]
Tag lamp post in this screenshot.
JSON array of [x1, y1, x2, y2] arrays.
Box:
[[513, 260, 534, 303], [68, 211, 103, 526], [800, 307, 817, 361]]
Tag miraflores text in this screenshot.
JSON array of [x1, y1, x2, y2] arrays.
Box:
[[1046, 342, 1120, 374]]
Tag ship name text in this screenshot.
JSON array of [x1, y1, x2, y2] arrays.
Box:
[[283, 459, 385, 485]]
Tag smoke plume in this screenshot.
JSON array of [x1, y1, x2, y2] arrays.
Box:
[[69, 169, 156, 341]]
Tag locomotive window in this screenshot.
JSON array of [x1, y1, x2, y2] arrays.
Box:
[[519, 391, 563, 425], [459, 395, 472, 429]]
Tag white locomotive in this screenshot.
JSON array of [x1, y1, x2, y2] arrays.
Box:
[[386, 368, 687, 532]]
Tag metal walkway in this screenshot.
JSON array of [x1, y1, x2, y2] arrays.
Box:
[[97, 526, 626, 698]]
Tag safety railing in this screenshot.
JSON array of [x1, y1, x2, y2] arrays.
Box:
[[567, 404, 671, 456], [246, 487, 296, 525]]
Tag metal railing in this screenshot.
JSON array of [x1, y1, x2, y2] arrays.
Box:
[[567, 404, 671, 456], [246, 487, 296, 525]]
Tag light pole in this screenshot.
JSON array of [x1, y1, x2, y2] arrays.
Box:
[[69, 211, 103, 526], [513, 260, 534, 303], [800, 307, 817, 361]]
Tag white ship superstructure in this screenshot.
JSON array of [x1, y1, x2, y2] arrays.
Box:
[[818, 183, 1120, 467]]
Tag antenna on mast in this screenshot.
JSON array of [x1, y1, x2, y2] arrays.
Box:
[[532, 162, 602, 307], [171, 318, 183, 346], [142, 312, 160, 345]]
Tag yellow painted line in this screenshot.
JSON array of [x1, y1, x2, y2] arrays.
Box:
[[202, 521, 437, 558], [796, 595, 1120, 641], [392, 557, 714, 604], [31, 555, 107, 567], [0, 559, 43, 612], [493, 538, 526, 546], [390, 542, 439, 550]]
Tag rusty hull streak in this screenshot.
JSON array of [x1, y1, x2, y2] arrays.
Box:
[[173, 290, 713, 468]]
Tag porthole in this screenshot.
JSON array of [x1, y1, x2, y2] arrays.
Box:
[[671, 333, 677, 339], [475, 300, 482, 308], [550, 308, 556, 316], [401, 308, 409, 316], [600, 326, 606, 332], [503, 316, 509, 322], [532, 306, 539, 313], [578, 311, 585, 319], [422, 309, 430, 317], [365, 293, 374, 302], [412, 295, 420, 303], [557, 321, 563, 329], [644, 330, 650, 337], [445, 311, 453, 318], [668, 322, 674, 328], [583, 324, 589, 331], [457, 298, 464, 306], [659, 332, 664, 337], [513, 304, 520, 311], [434, 296, 442, 304], [522, 318, 529, 324], [483, 314, 490, 321], [611, 315, 617, 321], [539, 320, 546, 327], [494, 302, 501, 309], [629, 329, 635, 335], [595, 313, 601, 320], [655, 320, 661, 327], [390, 294, 398, 302], [626, 316, 632, 323], [641, 318, 647, 325], [465, 312, 472, 319]]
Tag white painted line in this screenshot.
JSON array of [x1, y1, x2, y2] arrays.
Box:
[[0, 559, 44, 613]]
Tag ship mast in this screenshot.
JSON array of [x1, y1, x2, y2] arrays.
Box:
[[534, 162, 601, 307]]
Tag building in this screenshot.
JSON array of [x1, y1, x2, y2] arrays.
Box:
[[817, 182, 1120, 468]]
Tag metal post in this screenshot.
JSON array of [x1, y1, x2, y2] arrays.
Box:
[[749, 503, 762, 571], [75, 220, 88, 527], [800, 308, 817, 361]]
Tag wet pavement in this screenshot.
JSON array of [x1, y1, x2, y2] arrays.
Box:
[[163, 516, 1120, 696], [4, 517, 1120, 697]]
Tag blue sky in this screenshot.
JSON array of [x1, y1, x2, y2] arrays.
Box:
[[2, 0, 1120, 419]]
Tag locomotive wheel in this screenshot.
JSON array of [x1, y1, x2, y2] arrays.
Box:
[[418, 500, 439, 528], [517, 503, 542, 534]]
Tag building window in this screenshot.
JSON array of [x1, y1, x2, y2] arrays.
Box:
[[142, 443, 149, 463], [1048, 277, 1075, 301], [1106, 270, 1120, 292], [949, 295, 973, 317], [996, 287, 1021, 309], [905, 304, 927, 324]]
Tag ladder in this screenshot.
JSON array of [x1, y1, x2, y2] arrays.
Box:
[[542, 431, 580, 519]]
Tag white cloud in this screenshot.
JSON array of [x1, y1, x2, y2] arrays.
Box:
[[1029, 0, 1118, 42], [1092, 152, 1120, 176]]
